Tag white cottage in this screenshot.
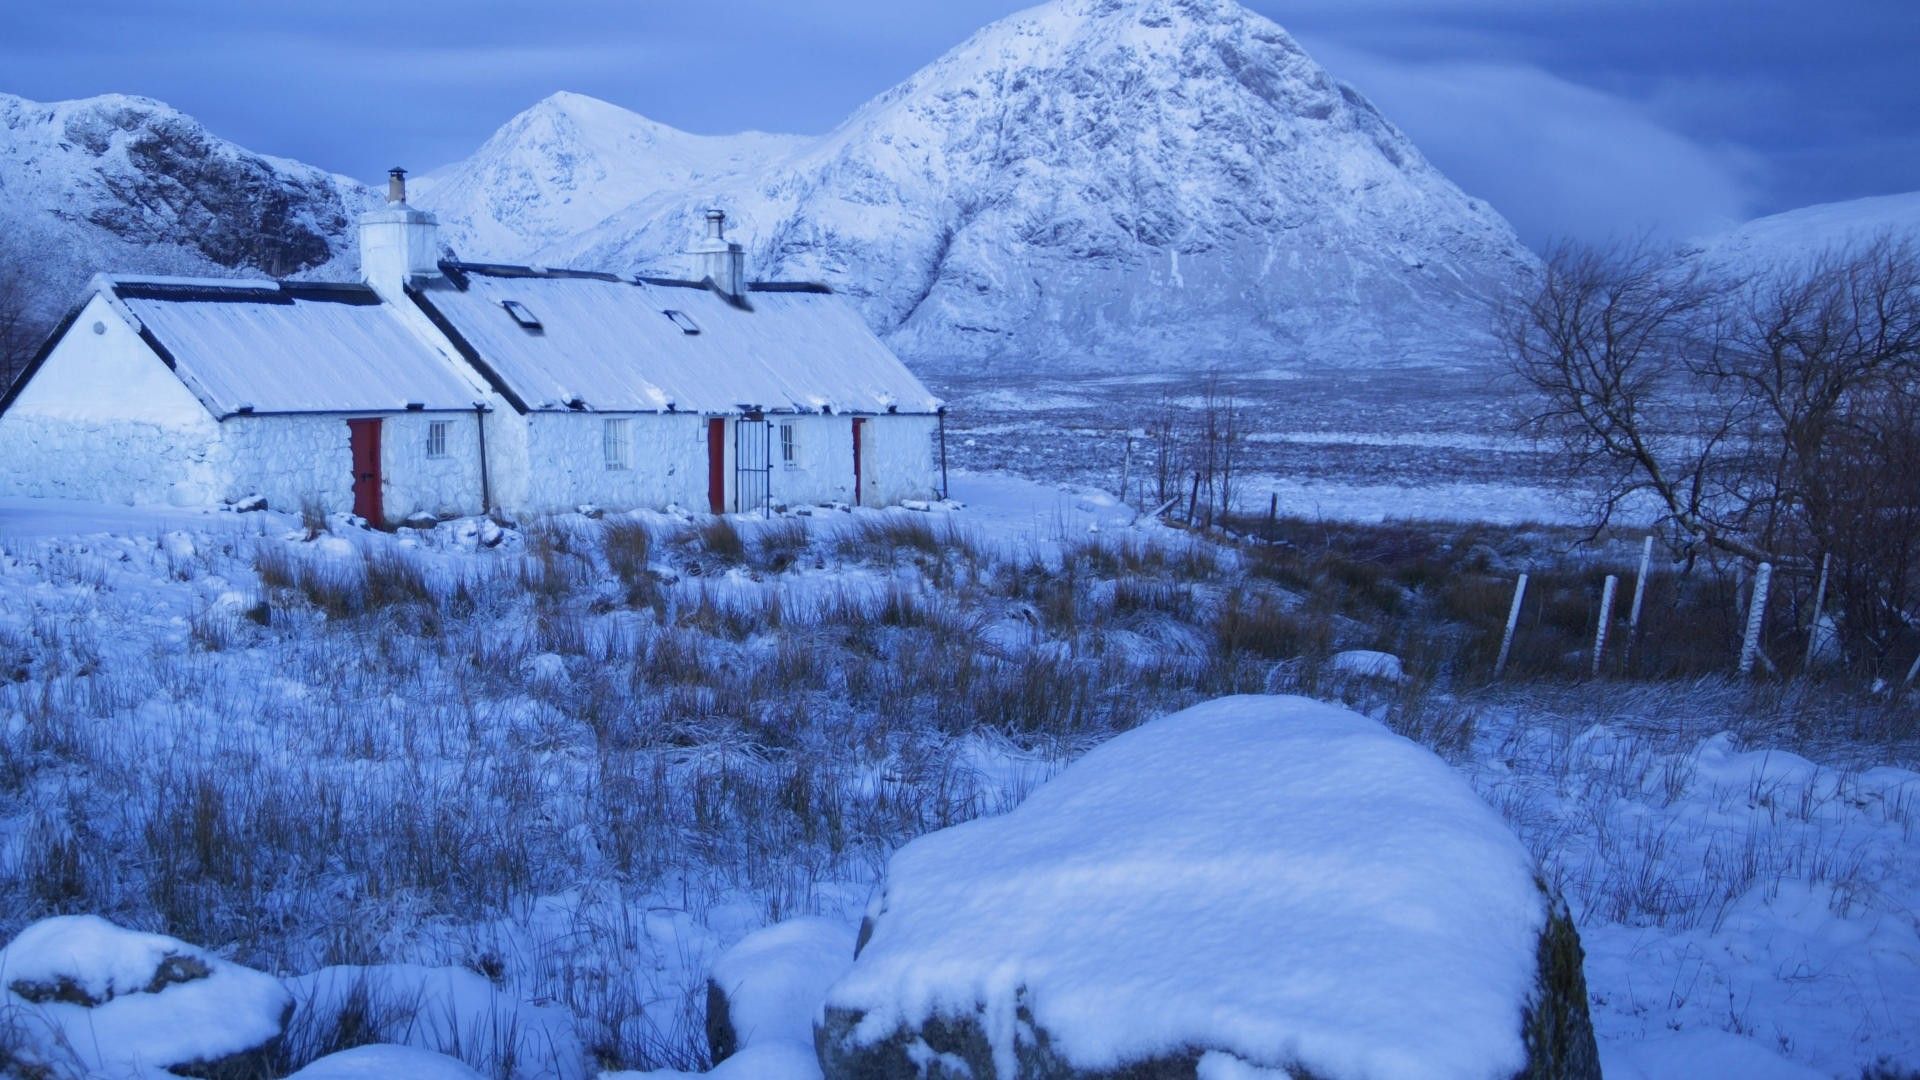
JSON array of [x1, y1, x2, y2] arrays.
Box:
[[0, 171, 946, 522]]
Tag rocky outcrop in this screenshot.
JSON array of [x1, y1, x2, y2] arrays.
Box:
[[813, 695, 1601, 1080], [0, 92, 374, 322]]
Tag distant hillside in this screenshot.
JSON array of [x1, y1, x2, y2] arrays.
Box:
[[1682, 191, 1920, 276]]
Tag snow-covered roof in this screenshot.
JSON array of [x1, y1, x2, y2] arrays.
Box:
[[410, 263, 941, 415], [102, 276, 488, 417]]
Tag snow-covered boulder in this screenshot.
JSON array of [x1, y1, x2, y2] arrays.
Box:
[[0, 914, 292, 1078], [706, 916, 857, 1064], [1329, 649, 1407, 683], [286, 1044, 486, 1079], [815, 696, 1599, 1080]]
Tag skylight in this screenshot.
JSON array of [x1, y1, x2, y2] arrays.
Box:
[[500, 300, 542, 330], [664, 310, 701, 335]]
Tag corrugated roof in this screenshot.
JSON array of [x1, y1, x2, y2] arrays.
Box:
[[412, 265, 941, 415], [105, 277, 488, 417]]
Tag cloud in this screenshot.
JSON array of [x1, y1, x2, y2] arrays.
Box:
[[1304, 44, 1762, 247]]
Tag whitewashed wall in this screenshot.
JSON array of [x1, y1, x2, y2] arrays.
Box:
[[222, 413, 486, 520], [517, 413, 708, 514], [859, 414, 942, 507], [765, 414, 855, 507], [0, 294, 229, 506]]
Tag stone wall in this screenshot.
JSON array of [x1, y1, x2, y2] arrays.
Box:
[[222, 412, 486, 520]]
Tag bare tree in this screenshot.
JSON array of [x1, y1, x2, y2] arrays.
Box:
[[1505, 236, 1920, 663], [0, 256, 49, 393]]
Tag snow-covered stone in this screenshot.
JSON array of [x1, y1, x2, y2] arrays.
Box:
[[705, 916, 857, 1064], [286, 1044, 487, 1080], [816, 696, 1598, 1079], [283, 963, 586, 1080], [1328, 648, 1407, 683], [0, 914, 292, 1077]]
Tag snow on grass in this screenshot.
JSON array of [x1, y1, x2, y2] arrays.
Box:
[[0, 477, 1913, 1077], [1466, 688, 1920, 1078], [829, 696, 1547, 1079], [283, 964, 585, 1080]]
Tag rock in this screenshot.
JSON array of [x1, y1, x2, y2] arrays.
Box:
[[706, 916, 857, 1064], [0, 914, 292, 1079], [815, 696, 1600, 1080], [1328, 649, 1407, 683], [285, 1044, 487, 1079]]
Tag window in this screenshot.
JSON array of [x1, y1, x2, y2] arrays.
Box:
[[779, 422, 798, 468], [603, 418, 631, 471], [663, 310, 701, 335], [426, 421, 449, 459], [501, 300, 542, 330]]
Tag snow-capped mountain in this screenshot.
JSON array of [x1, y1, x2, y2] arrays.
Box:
[[0, 93, 375, 312], [417, 91, 808, 262], [422, 0, 1536, 371], [2, 0, 1538, 371], [1683, 191, 1920, 276]]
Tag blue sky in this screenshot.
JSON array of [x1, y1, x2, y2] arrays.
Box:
[[1, 0, 1913, 246]]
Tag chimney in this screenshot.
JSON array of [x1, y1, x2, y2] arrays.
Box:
[[359, 164, 442, 301], [689, 208, 745, 298]]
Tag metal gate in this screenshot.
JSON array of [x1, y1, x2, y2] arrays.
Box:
[[735, 416, 771, 515]]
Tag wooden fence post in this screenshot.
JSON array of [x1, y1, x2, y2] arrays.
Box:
[[1738, 562, 1772, 676], [1119, 436, 1133, 509], [1495, 573, 1529, 679], [1624, 535, 1653, 668], [1804, 552, 1831, 672], [1593, 575, 1618, 678], [1187, 472, 1201, 525]]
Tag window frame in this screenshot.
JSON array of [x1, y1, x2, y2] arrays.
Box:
[[426, 420, 449, 459], [501, 300, 542, 330], [603, 417, 632, 472], [779, 421, 798, 469]]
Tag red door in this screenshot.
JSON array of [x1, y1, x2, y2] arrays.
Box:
[[347, 418, 383, 527], [707, 417, 727, 514], [851, 417, 866, 507]]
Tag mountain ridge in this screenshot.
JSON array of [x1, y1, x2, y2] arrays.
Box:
[[5, 0, 1550, 372], [0, 90, 375, 309], [437, 0, 1538, 370]]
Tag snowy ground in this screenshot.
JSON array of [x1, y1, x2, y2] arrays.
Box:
[[934, 367, 1621, 525], [0, 470, 1913, 1078]]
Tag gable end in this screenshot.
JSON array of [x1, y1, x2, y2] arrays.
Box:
[[0, 296, 90, 417]]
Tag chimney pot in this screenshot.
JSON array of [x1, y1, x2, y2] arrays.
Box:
[[690, 208, 744, 297], [388, 167, 409, 204]]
